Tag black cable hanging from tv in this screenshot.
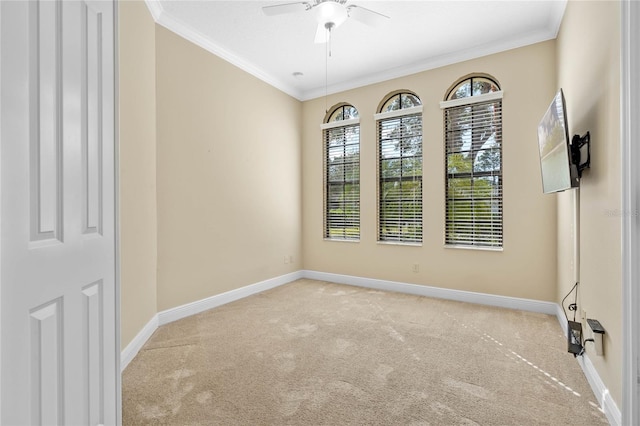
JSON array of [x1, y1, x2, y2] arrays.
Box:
[[561, 281, 579, 323], [562, 282, 584, 357]]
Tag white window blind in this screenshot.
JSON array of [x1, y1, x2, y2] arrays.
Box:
[[444, 98, 503, 248], [378, 111, 423, 243], [325, 119, 360, 240]]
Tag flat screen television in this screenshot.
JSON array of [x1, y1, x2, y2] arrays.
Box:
[[537, 89, 579, 193]]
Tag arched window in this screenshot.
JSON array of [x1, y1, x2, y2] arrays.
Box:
[[322, 104, 360, 240], [446, 76, 500, 100], [441, 75, 503, 248], [375, 91, 423, 244]]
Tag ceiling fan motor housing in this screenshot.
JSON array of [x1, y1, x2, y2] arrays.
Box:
[[316, 0, 348, 28]]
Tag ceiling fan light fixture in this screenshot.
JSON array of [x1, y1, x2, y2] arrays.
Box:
[[316, 1, 348, 28]]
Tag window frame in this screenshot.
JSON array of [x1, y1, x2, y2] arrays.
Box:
[[322, 104, 361, 241], [441, 77, 503, 250], [375, 92, 424, 245]]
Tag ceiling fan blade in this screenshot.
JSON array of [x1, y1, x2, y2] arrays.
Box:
[[347, 5, 390, 27], [314, 23, 330, 44], [262, 2, 310, 16]]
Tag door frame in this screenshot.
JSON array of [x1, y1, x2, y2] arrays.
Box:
[[113, 0, 122, 423], [0, 1, 3, 421], [622, 0, 640, 424]]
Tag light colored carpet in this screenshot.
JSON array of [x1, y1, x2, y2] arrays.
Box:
[[122, 279, 608, 425]]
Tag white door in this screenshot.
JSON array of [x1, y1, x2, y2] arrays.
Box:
[[0, 1, 118, 425]]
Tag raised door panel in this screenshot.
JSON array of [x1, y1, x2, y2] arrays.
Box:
[[29, 298, 64, 425], [82, 2, 103, 236], [29, 0, 63, 244], [82, 281, 104, 425]]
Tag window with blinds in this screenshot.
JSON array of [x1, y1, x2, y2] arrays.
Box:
[[323, 104, 360, 240], [376, 92, 423, 244], [442, 76, 503, 248]]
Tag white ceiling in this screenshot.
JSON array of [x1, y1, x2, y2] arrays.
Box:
[[146, 0, 567, 101]]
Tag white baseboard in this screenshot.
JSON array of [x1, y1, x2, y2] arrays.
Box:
[[122, 269, 558, 370], [120, 267, 621, 426], [307, 270, 621, 425], [157, 271, 304, 326], [121, 314, 158, 371], [577, 354, 622, 426], [556, 303, 570, 335], [120, 271, 303, 371], [302, 270, 558, 315], [555, 304, 621, 426]]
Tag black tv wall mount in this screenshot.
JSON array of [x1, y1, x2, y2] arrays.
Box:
[[571, 131, 591, 178]]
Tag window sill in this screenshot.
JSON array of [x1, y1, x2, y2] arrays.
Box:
[[377, 241, 423, 247], [444, 244, 503, 252], [324, 238, 360, 243]]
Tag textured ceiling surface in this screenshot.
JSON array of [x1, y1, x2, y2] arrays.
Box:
[[149, 1, 567, 100]]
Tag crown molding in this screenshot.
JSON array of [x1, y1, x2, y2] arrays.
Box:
[[144, 0, 163, 22], [144, 1, 565, 103], [144, 0, 303, 100], [548, 0, 568, 39], [301, 26, 560, 101]]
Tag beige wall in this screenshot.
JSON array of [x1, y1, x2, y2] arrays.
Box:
[[556, 0, 622, 406], [155, 26, 302, 311], [118, 3, 303, 346], [302, 41, 558, 301], [119, 3, 623, 410], [118, 0, 158, 349]]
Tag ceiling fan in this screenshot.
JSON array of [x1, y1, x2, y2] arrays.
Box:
[[262, 0, 390, 43]]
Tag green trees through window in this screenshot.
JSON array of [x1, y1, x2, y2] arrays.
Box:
[[444, 76, 503, 248], [322, 77, 502, 249], [377, 92, 423, 243], [324, 104, 360, 240]]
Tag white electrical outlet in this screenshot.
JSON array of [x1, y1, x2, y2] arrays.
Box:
[[284, 255, 289, 264], [289, 255, 294, 264], [412, 264, 419, 273]]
